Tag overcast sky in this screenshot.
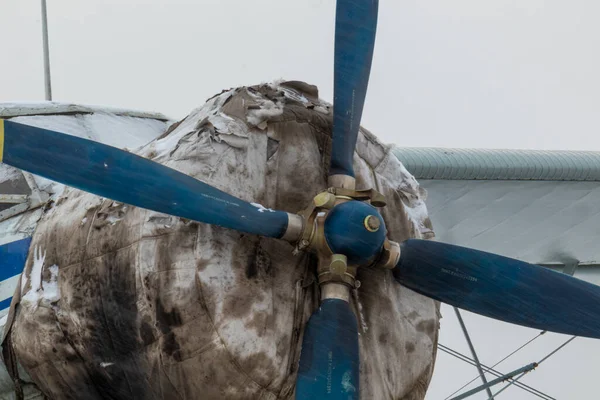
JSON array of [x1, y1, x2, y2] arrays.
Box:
[[2, 1, 600, 399]]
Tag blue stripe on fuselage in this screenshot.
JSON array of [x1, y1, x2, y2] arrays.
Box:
[[0, 237, 32, 282], [0, 297, 12, 311]]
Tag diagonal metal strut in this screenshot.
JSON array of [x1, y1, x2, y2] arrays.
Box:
[[450, 362, 538, 400], [454, 307, 495, 399], [438, 344, 555, 399]]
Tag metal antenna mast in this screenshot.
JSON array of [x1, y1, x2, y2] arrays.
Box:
[[41, 0, 52, 101]]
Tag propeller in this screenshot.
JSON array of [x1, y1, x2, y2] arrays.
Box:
[[296, 1, 379, 398], [3, 1, 600, 399]]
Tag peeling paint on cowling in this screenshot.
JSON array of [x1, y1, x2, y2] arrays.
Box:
[[8, 81, 439, 399]]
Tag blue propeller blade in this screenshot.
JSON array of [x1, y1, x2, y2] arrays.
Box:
[[394, 239, 600, 338], [0, 120, 291, 238], [330, 0, 379, 178], [296, 299, 359, 400]]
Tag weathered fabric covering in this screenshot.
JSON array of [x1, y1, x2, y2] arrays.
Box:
[[6, 81, 439, 399]]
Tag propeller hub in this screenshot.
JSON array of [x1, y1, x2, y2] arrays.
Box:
[[324, 200, 386, 265]]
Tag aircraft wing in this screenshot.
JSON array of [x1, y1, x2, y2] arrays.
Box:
[[393, 146, 600, 282]]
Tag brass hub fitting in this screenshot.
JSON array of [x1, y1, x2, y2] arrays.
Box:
[[293, 185, 390, 291], [372, 240, 401, 270]]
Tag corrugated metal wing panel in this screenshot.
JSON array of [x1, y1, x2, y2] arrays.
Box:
[[393, 147, 600, 181]]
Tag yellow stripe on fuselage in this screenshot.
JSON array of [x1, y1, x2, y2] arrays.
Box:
[[0, 120, 4, 163]]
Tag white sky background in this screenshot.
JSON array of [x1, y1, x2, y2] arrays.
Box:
[[2, 0, 600, 398]]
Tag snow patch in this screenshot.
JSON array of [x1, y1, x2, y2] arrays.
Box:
[[41, 265, 61, 303], [246, 100, 284, 127], [392, 160, 433, 236], [21, 246, 46, 305], [403, 200, 430, 231], [21, 247, 61, 308], [100, 362, 114, 368], [251, 203, 275, 213]]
